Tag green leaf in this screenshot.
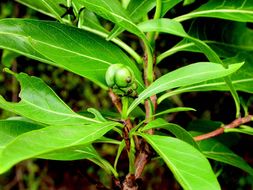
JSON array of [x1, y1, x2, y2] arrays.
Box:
[[0, 72, 97, 125], [75, 0, 146, 39], [174, 0, 253, 22], [154, 107, 195, 117], [0, 19, 144, 89], [114, 140, 126, 170], [139, 133, 220, 190], [161, 0, 183, 16], [225, 125, 253, 136], [39, 144, 118, 176], [198, 138, 253, 176], [0, 119, 43, 152], [0, 121, 118, 174], [138, 18, 242, 116], [78, 9, 107, 32], [141, 118, 198, 148], [166, 54, 253, 95], [107, 0, 156, 40], [1, 50, 19, 68], [15, 0, 66, 19], [127, 62, 243, 115], [38, 145, 99, 160], [138, 18, 188, 38]]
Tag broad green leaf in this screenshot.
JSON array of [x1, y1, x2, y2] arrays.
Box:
[[141, 118, 198, 148], [165, 54, 253, 95], [138, 18, 188, 38], [0, 19, 144, 89], [0, 119, 43, 152], [0, 121, 118, 174], [16, 0, 66, 20], [107, 0, 156, 40], [75, 0, 146, 39], [138, 18, 241, 116], [0, 72, 97, 125], [174, 0, 253, 22], [198, 138, 253, 176], [128, 62, 243, 115], [139, 133, 220, 190]]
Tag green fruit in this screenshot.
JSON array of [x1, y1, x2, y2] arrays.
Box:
[[114, 67, 132, 87], [105, 63, 138, 97], [105, 64, 122, 87]]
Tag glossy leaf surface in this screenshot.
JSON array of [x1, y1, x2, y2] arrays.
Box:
[[141, 118, 198, 148], [0, 72, 97, 125], [128, 62, 243, 115], [140, 133, 220, 190], [0, 121, 117, 174], [0, 19, 144, 89], [198, 138, 253, 175], [174, 0, 253, 22]]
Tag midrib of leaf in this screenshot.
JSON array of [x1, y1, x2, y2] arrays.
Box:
[[0, 31, 112, 66], [70, 123, 114, 145], [22, 99, 97, 123], [30, 38, 112, 66], [174, 9, 253, 22]]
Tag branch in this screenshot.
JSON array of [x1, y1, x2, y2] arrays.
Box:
[[194, 115, 253, 141]]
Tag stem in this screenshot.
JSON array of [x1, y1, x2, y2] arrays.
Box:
[[143, 40, 154, 84], [122, 97, 129, 120], [194, 115, 253, 141], [80, 26, 143, 64], [148, 0, 162, 47]]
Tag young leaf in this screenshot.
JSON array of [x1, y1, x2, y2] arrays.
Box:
[[0, 121, 118, 174], [154, 107, 196, 117], [0, 19, 144, 90], [197, 138, 253, 176], [0, 72, 97, 125], [174, 0, 253, 22], [139, 133, 220, 190], [127, 62, 243, 115], [75, 0, 146, 39], [107, 0, 156, 40], [141, 118, 198, 148]]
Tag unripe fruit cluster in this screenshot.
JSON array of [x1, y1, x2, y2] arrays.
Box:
[[105, 64, 138, 97]]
